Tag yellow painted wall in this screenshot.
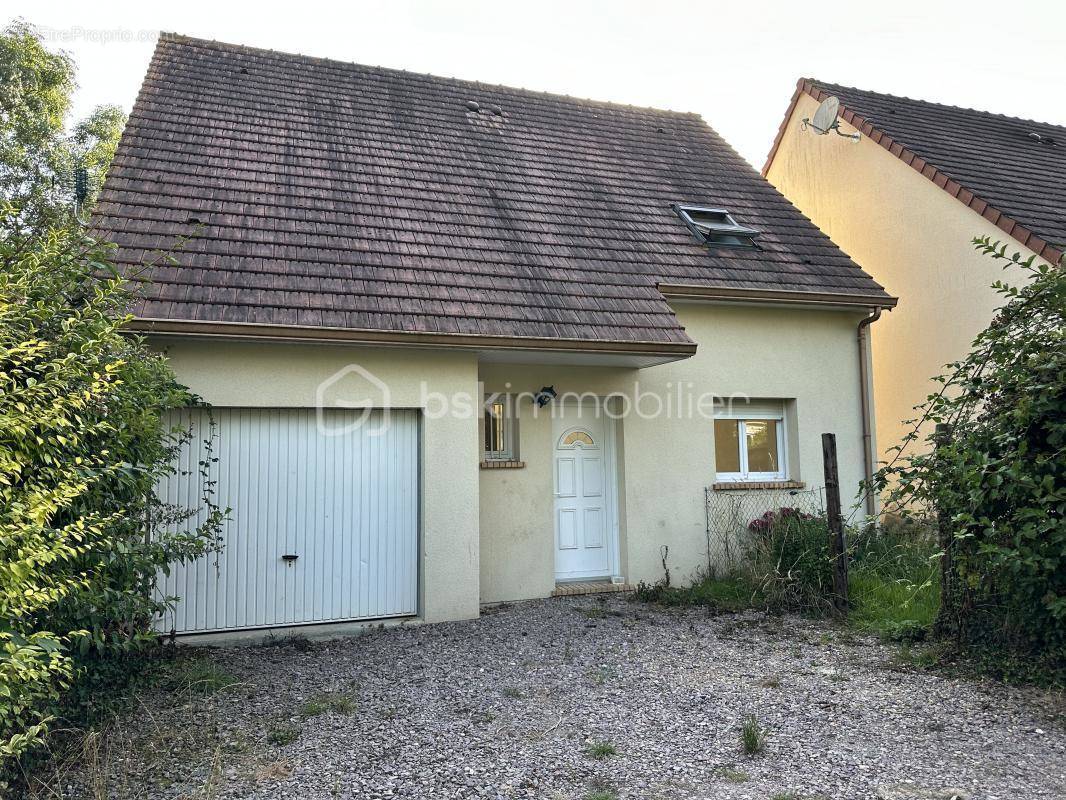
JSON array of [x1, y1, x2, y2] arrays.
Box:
[[156, 339, 482, 624], [479, 303, 869, 603], [765, 93, 1034, 462]]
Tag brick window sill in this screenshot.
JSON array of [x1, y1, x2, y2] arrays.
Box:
[[480, 460, 526, 470], [712, 480, 806, 491]]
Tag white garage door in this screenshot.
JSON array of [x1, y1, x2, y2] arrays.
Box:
[[156, 408, 419, 634]]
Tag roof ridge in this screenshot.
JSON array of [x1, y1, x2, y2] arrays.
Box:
[[157, 32, 703, 121], [803, 77, 1066, 132]]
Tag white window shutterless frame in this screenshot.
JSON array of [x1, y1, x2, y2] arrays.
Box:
[[483, 395, 518, 461], [713, 402, 788, 482]]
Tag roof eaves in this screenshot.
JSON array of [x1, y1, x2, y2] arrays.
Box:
[[762, 78, 1064, 266], [658, 283, 898, 310], [126, 317, 699, 357]]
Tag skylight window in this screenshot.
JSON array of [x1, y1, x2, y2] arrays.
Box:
[[676, 205, 759, 248]]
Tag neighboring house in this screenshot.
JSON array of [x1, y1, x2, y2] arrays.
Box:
[[764, 79, 1065, 467], [95, 36, 894, 635]]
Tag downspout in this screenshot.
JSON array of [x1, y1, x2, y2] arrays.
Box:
[[857, 308, 883, 519]]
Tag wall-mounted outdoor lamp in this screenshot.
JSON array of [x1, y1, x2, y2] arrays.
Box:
[[535, 386, 557, 407]]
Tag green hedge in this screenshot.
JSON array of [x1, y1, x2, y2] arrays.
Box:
[[0, 210, 224, 781], [873, 240, 1065, 676]]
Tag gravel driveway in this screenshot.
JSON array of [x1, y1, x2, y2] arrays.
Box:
[[38, 595, 1064, 800]]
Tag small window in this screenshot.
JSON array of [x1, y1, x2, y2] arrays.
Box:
[[714, 406, 786, 481], [559, 429, 595, 448], [676, 205, 759, 248], [484, 396, 518, 461]]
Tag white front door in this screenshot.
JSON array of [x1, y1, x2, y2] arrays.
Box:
[[553, 408, 614, 580]]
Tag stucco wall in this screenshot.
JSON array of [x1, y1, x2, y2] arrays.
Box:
[[159, 305, 868, 619], [480, 303, 869, 603], [156, 339, 481, 624], [765, 93, 1035, 462]]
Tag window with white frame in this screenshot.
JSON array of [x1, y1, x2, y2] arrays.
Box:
[[483, 395, 518, 461], [713, 402, 787, 481]]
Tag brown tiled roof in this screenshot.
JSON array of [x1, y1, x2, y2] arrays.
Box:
[[94, 36, 891, 352], [765, 79, 1066, 265]]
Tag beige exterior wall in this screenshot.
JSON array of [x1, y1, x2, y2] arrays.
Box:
[[480, 303, 869, 603], [765, 92, 1035, 462], [156, 339, 482, 624], [160, 303, 868, 620]]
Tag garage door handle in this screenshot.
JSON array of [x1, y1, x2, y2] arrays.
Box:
[[282, 554, 299, 562]]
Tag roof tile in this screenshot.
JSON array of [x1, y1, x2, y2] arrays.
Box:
[[94, 36, 890, 348]]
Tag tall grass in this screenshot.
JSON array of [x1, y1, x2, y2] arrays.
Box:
[[848, 519, 939, 640], [635, 510, 940, 641]]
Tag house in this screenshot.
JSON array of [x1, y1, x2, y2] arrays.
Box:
[[764, 79, 1064, 466], [94, 35, 895, 635]]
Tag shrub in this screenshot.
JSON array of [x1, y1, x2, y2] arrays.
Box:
[[0, 23, 224, 779], [746, 508, 835, 613], [0, 210, 224, 778], [872, 239, 1065, 677]]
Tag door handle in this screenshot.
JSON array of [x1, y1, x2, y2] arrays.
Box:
[[282, 554, 299, 562]]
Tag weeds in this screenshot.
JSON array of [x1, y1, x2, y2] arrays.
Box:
[[849, 522, 938, 641], [179, 657, 239, 695], [266, 724, 300, 746], [590, 666, 616, 685], [584, 788, 619, 800], [300, 697, 328, 718], [82, 730, 107, 800], [502, 687, 523, 699], [202, 747, 223, 799], [634, 571, 757, 612], [740, 714, 766, 755], [562, 640, 574, 663], [585, 741, 617, 759], [717, 766, 749, 783], [635, 512, 948, 671], [300, 693, 356, 718]]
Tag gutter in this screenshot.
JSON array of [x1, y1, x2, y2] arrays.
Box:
[[124, 318, 698, 359], [658, 283, 898, 310], [857, 308, 883, 519]]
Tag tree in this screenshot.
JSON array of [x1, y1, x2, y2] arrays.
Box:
[[0, 19, 126, 230], [874, 239, 1065, 673]]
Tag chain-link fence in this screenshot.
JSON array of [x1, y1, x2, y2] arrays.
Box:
[[704, 486, 826, 577]]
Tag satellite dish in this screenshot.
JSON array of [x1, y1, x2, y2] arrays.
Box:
[[811, 96, 840, 134], [802, 95, 861, 141]]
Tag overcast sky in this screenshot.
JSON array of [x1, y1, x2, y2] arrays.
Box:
[[10, 1, 1066, 169]]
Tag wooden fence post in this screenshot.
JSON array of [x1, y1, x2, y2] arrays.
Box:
[[822, 433, 849, 613]]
